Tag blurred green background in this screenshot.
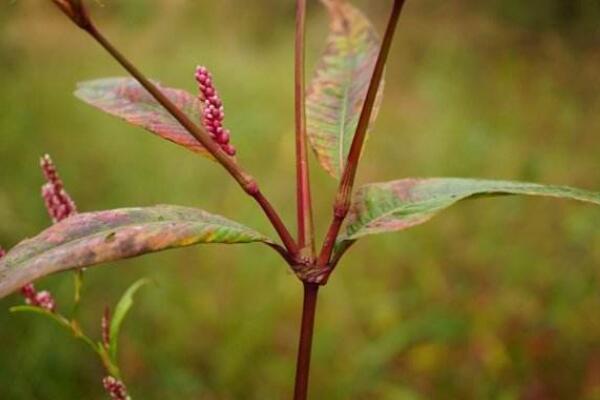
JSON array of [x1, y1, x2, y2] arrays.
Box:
[[1, 1, 600, 399]]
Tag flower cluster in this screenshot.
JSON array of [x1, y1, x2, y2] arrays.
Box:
[[41, 154, 77, 223], [195, 66, 236, 156], [0, 246, 5, 259], [21, 283, 57, 312], [103, 376, 130, 400]]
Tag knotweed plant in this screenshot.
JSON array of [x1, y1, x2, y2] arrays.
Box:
[[1, 1, 599, 399]]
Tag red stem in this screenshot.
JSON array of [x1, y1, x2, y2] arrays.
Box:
[[293, 283, 320, 400], [318, 0, 407, 268], [295, 0, 316, 257], [76, 23, 298, 255]]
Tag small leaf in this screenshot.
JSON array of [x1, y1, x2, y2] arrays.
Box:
[[10, 305, 72, 331], [0, 205, 273, 299], [109, 278, 150, 361], [307, 0, 384, 178], [75, 78, 213, 159], [340, 178, 600, 243]]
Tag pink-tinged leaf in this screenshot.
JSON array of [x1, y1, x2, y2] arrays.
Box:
[[307, 0, 384, 178], [340, 178, 600, 243], [0, 205, 273, 299], [75, 78, 213, 159]]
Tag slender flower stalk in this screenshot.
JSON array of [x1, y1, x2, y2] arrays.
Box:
[[195, 66, 236, 156], [295, 0, 316, 258], [318, 0, 407, 269]]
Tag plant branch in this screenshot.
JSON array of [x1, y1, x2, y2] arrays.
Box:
[[51, 4, 298, 255], [295, 0, 316, 258], [293, 283, 319, 400], [317, 0, 406, 268]]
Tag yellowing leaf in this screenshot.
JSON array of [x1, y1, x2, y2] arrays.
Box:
[[307, 0, 383, 178], [0, 205, 273, 298], [340, 178, 600, 243]]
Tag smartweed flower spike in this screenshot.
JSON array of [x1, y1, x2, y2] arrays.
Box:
[[195, 66, 237, 156], [41, 154, 78, 224], [103, 376, 130, 400], [21, 283, 57, 313], [0, 246, 5, 259]]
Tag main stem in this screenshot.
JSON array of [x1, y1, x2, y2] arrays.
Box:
[[295, 0, 316, 257], [293, 283, 320, 400]]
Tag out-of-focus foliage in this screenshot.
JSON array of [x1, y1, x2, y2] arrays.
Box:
[[485, 0, 600, 35], [1, 1, 599, 399]]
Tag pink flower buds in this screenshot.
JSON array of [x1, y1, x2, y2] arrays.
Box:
[[195, 66, 236, 156], [103, 376, 130, 400], [0, 246, 5, 259], [41, 154, 77, 224], [21, 283, 57, 313]]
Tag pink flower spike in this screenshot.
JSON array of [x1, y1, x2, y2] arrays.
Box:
[[40, 154, 77, 224], [195, 66, 237, 157], [0, 246, 6, 259], [103, 376, 130, 400], [21, 283, 57, 313]]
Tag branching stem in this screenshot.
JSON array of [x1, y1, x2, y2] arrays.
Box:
[[59, 16, 299, 256], [318, 0, 407, 268]]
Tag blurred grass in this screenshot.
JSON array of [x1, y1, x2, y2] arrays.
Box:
[[1, 1, 600, 399]]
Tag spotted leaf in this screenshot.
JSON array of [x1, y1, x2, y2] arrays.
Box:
[[340, 178, 600, 243], [0, 205, 273, 298], [307, 0, 383, 178], [75, 78, 212, 159]]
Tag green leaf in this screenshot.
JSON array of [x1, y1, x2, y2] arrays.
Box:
[[307, 0, 384, 178], [340, 178, 600, 243], [0, 205, 273, 299], [109, 278, 150, 361], [10, 306, 72, 331], [75, 78, 212, 159]]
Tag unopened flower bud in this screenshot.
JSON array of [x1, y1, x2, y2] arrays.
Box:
[[103, 376, 130, 400], [35, 291, 56, 312], [21, 283, 57, 313], [21, 284, 36, 303]]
